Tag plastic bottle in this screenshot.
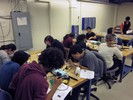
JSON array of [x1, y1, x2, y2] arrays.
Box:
[[75, 67, 80, 77], [129, 45, 132, 50]]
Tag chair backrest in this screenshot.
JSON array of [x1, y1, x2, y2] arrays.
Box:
[[0, 89, 12, 100], [92, 51, 107, 74]]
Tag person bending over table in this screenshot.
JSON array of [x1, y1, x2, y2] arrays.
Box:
[[66, 44, 103, 100], [9, 48, 64, 100]]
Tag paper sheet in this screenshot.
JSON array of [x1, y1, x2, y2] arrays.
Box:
[[17, 17, 27, 25], [80, 69, 94, 79], [47, 83, 72, 100]]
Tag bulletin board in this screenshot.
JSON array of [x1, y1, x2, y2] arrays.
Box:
[[82, 17, 96, 30]]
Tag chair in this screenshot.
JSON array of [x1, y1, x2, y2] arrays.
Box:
[[93, 52, 121, 89], [81, 51, 104, 100], [0, 89, 12, 100]]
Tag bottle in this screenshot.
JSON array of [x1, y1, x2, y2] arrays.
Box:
[[75, 67, 80, 77], [129, 45, 132, 50]]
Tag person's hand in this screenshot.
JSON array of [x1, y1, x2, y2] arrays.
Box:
[[53, 77, 62, 87], [89, 37, 93, 40], [68, 59, 74, 67]]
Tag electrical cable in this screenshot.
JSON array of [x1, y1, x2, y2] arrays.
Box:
[[0, 23, 5, 45], [0, 20, 11, 37], [11, 0, 21, 12]]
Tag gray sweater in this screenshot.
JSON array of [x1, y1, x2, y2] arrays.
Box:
[[79, 50, 103, 79]]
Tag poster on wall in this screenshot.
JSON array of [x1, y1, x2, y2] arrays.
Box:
[[82, 17, 96, 30]]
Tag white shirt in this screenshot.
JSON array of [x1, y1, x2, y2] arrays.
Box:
[[98, 43, 123, 68], [0, 50, 10, 69]]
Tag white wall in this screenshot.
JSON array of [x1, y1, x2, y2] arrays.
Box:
[[116, 3, 133, 29], [78, 2, 118, 34], [50, 0, 70, 41], [28, 1, 50, 51], [0, 0, 14, 46]]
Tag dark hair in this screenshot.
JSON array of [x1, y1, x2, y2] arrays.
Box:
[[0, 45, 7, 50], [6, 44, 16, 51], [12, 50, 30, 66], [76, 34, 86, 42], [125, 16, 130, 21], [63, 34, 70, 41], [69, 33, 75, 38], [70, 44, 83, 55], [44, 35, 54, 43], [38, 47, 64, 70], [107, 27, 113, 34], [86, 26, 92, 30]]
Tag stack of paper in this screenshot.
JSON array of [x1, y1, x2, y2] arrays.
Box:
[[80, 69, 94, 79], [47, 83, 72, 100]]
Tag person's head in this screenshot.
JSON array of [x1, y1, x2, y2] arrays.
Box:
[[107, 27, 114, 34], [0, 45, 7, 50], [69, 33, 75, 38], [44, 35, 54, 46], [77, 34, 86, 42], [12, 50, 30, 66], [105, 34, 115, 47], [86, 26, 92, 33], [125, 16, 130, 21], [5, 43, 16, 55], [38, 47, 64, 73], [63, 34, 70, 41], [70, 44, 83, 60]]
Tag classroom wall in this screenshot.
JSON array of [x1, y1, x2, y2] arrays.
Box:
[[0, 0, 119, 51], [0, 0, 14, 46], [78, 2, 118, 34], [116, 3, 133, 29]]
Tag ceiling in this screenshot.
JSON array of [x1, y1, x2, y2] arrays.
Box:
[[77, 0, 133, 4]]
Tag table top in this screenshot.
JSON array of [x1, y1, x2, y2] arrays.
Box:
[[87, 42, 133, 57], [96, 33, 133, 41], [29, 51, 89, 89]]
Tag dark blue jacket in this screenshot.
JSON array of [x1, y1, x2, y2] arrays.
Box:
[[0, 61, 20, 91]]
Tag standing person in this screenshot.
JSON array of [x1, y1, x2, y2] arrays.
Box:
[[86, 26, 97, 40], [0, 44, 16, 69], [0, 50, 30, 91], [9, 48, 64, 100], [121, 16, 131, 34], [44, 35, 65, 57]]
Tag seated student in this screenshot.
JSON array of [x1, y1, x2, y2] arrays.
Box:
[[44, 35, 65, 57], [63, 33, 75, 49], [9, 48, 64, 100], [0, 44, 16, 70], [99, 34, 123, 77], [107, 27, 122, 45], [0, 50, 29, 92], [76, 34, 86, 50], [86, 26, 97, 40], [67, 44, 103, 100]]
